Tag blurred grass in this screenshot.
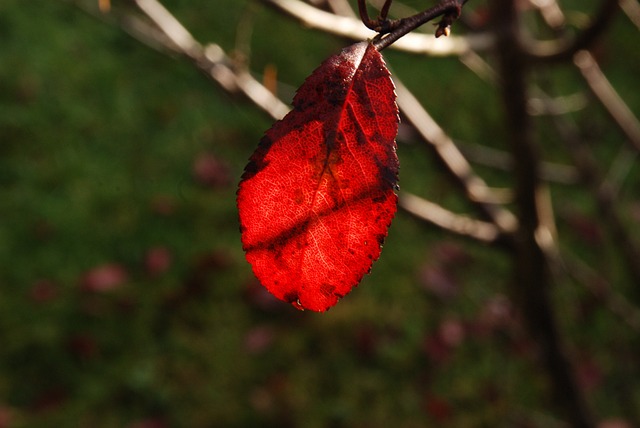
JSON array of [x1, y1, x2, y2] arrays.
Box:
[[1, 0, 639, 427]]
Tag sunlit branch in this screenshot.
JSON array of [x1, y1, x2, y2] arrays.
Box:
[[532, 0, 640, 155], [619, 0, 640, 29], [530, 0, 640, 291], [325, 0, 357, 17], [393, 76, 519, 236], [258, 0, 494, 56], [574, 50, 640, 154], [399, 192, 502, 244], [133, 0, 201, 56], [81, 0, 290, 121], [357, 0, 392, 30], [528, 0, 565, 28]]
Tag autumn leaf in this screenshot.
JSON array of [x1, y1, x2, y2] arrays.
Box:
[[237, 41, 399, 312]]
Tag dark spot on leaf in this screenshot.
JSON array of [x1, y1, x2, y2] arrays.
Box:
[[320, 283, 336, 297], [284, 291, 299, 304]]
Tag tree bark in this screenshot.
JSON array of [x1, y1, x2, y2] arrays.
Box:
[[491, 0, 594, 426]]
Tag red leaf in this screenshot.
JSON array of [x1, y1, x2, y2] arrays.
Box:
[[237, 42, 399, 312]]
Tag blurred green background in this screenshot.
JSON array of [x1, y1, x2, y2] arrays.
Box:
[[1, 0, 639, 426]]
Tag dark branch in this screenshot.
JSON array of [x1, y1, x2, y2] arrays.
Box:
[[357, 0, 393, 32], [491, 0, 595, 425], [358, 0, 469, 51]]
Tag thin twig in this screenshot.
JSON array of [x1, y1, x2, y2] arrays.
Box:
[[533, 0, 640, 309], [529, 0, 565, 28], [556, 251, 640, 332], [394, 75, 519, 236], [457, 141, 580, 185], [87, 0, 291, 121], [399, 192, 501, 243], [606, 145, 637, 193], [523, 0, 619, 62], [370, 0, 469, 50], [619, 0, 640, 29], [259, 0, 494, 56], [547, 88, 640, 291], [573, 50, 640, 154], [357, 0, 393, 30], [558, 6, 640, 197], [458, 50, 499, 84], [326, 0, 357, 17], [134, 0, 201, 56]]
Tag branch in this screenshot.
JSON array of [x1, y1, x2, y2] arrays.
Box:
[[394, 75, 519, 237], [619, 0, 640, 29], [259, 0, 494, 56], [523, 0, 619, 62], [88, 0, 291, 121], [133, 0, 201, 56], [528, 0, 640, 302], [456, 141, 580, 185], [369, 0, 470, 50], [530, 1, 636, 144], [324, 0, 357, 17], [573, 50, 640, 154], [399, 192, 502, 244], [545, 88, 640, 293], [557, 249, 640, 333], [491, 0, 594, 425]]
